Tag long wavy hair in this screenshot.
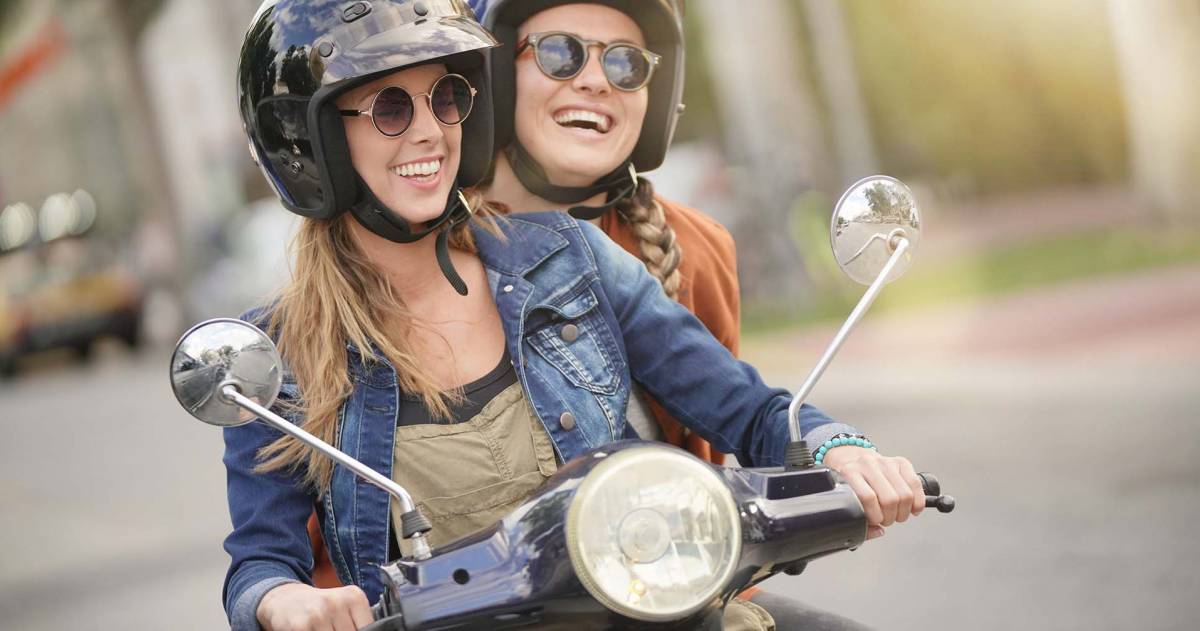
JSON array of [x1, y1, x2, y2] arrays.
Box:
[[254, 189, 502, 493]]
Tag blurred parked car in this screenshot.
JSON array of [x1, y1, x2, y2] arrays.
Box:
[[0, 237, 143, 377]]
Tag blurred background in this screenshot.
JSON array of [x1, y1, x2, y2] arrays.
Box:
[[1, 0, 1197, 629]]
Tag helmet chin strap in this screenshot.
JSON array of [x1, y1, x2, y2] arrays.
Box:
[[349, 179, 474, 296], [505, 142, 638, 221]]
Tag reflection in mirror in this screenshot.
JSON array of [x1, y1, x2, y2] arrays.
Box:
[[830, 176, 922, 286], [170, 319, 283, 427]]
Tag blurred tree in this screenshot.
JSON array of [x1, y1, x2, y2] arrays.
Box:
[[110, 0, 165, 39], [0, 0, 19, 32], [99, 0, 187, 317], [693, 0, 830, 309], [1107, 0, 1200, 224], [106, 0, 170, 221], [801, 0, 878, 188], [842, 0, 1127, 195], [672, 7, 718, 145]]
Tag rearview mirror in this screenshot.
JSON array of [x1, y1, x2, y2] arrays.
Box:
[[169, 318, 282, 427], [830, 176, 921, 286]]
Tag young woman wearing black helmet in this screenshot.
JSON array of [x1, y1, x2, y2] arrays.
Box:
[[473, 1, 892, 628], [473, 0, 739, 469], [228, 1, 923, 630]]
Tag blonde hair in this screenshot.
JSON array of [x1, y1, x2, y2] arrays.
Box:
[[614, 177, 683, 300], [255, 189, 501, 493]]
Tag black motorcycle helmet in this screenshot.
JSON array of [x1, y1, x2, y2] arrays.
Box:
[[480, 0, 684, 173], [238, 0, 499, 294]]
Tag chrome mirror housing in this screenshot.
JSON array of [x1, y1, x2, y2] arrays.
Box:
[[831, 175, 922, 286], [170, 318, 282, 427]]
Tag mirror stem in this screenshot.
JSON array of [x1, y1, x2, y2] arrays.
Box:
[[221, 384, 433, 560], [788, 236, 911, 443]]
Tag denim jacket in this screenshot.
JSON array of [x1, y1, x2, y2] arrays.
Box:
[[221, 212, 858, 629]]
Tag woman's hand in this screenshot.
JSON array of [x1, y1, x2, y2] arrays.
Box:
[[257, 583, 374, 631], [821, 446, 925, 540]]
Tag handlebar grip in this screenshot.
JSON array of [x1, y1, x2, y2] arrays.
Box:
[[360, 601, 403, 631], [917, 472, 940, 496], [360, 617, 404, 631], [917, 471, 955, 513]]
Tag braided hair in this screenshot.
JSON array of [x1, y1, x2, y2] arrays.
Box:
[[614, 177, 684, 300]]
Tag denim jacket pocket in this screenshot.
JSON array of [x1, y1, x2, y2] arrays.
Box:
[[526, 287, 622, 395]]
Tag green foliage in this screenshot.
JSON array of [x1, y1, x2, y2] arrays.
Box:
[[0, 0, 23, 37], [875, 227, 1200, 311], [842, 0, 1128, 194], [744, 224, 1200, 333]]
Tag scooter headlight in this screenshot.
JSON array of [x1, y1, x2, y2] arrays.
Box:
[[565, 447, 741, 622]]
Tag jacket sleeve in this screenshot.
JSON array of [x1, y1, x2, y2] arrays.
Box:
[[221, 378, 316, 630], [578, 220, 859, 467]]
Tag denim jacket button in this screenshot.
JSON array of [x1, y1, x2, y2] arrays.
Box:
[[559, 412, 576, 430], [560, 323, 579, 343]]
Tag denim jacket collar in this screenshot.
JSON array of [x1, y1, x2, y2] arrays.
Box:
[[472, 214, 572, 278]]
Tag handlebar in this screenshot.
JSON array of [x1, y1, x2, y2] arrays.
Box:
[[360, 601, 402, 630], [360, 615, 403, 631], [918, 472, 955, 513]]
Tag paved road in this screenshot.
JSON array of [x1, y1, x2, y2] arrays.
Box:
[[0, 265, 1196, 630], [747, 265, 1200, 630]]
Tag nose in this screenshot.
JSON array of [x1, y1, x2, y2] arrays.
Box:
[[404, 95, 444, 145], [571, 44, 611, 96]]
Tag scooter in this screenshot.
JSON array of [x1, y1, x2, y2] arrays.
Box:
[[169, 176, 953, 629]]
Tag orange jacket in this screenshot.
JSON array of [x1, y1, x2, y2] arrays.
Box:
[[307, 195, 741, 588]]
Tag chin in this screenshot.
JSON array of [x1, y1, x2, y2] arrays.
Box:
[[551, 148, 626, 183], [381, 197, 448, 225]]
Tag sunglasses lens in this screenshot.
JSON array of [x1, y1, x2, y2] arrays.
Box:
[[603, 45, 652, 90], [536, 33, 586, 79], [371, 87, 414, 136], [431, 75, 473, 125]]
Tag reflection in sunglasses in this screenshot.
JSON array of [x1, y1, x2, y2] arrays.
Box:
[[519, 31, 660, 92]]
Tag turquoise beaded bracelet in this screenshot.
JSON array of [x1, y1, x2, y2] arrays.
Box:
[[814, 433, 875, 465]]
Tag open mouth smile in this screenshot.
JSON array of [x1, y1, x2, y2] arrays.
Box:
[[553, 108, 613, 134], [389, 158, 443, 184]]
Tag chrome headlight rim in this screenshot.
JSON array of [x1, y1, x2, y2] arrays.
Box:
[[565, 445, 742, 622]]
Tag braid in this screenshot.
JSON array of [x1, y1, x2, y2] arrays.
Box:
[[615, 177, 684, 300]]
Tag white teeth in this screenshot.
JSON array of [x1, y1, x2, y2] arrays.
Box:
[[391, 159, 441, 178], [554, 109, 611, 133]]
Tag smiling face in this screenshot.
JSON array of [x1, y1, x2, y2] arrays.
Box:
[[337, 63, 461, 225], [513, 4, 649, 187]]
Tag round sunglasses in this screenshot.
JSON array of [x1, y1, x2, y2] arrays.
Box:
[[338, 73, 476, 137], [516, 31, 661, 92]]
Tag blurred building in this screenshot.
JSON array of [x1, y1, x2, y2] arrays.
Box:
[[140, 0, 264, 242], [0, 2, 143, 233]]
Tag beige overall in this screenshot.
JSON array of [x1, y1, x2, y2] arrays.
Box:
[[388, 382, 773, 630]]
